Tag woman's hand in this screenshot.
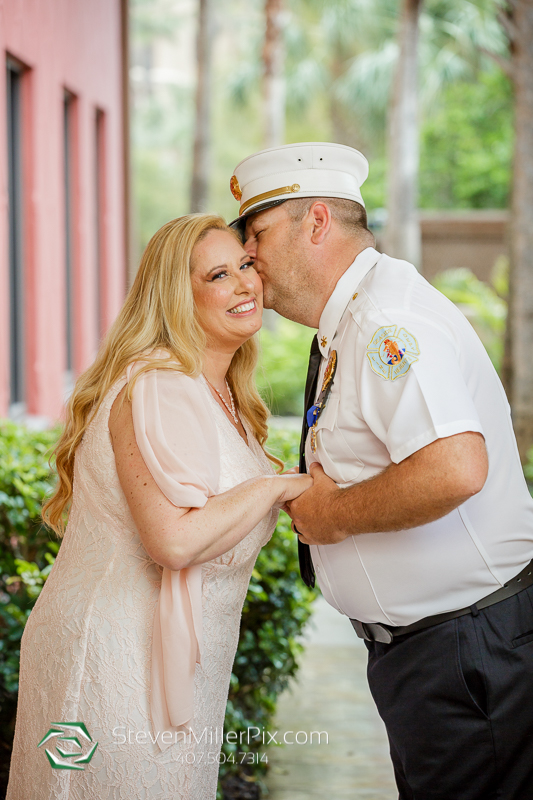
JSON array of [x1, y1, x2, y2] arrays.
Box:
[[272, 473, 313, 508]]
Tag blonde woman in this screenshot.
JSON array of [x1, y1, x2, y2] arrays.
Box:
[[7, 215, 311, 800]]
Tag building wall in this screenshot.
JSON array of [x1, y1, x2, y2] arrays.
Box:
[[374, 210, 509, 284], [0, 0, 127, 422], [419, 210, 509, 284]]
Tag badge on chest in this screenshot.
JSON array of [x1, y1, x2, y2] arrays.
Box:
[[307, 351, 337, 453]]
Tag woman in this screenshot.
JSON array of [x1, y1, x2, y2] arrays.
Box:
[[7, 214, 312, 800]]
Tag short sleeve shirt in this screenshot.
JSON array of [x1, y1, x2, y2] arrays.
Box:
[[305, 247, 533, 626]]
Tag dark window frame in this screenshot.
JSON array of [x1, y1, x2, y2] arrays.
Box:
[[64, 90, 75, 380], [95, 107, 106, 341], [6, 57, 25, 412]]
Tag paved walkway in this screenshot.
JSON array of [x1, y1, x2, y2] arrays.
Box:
[[264, 597, 397, 800]]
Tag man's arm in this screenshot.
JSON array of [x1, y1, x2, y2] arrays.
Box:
[[286, 431, 488, 545]]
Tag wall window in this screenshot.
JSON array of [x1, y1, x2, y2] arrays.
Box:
[[63, 90, 76, 392], [6, 58, 25, 415], [95, 108, 106, 341]]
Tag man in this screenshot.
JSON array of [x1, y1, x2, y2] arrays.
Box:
[[229, 142, 533, 800]]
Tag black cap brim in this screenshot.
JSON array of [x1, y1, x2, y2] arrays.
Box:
[[229, 198, 287, 239]]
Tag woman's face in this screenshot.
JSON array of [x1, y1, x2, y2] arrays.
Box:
[[190, 229, 263, 351]]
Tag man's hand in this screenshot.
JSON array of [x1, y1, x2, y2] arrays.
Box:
[[285, 462, 347, 545], [285, 432, 488, 545]]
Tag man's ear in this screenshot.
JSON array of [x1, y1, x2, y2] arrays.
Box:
[[307, 202, 333, 245]]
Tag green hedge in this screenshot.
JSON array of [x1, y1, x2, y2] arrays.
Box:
[[0, 422, 60, 749], [0, 420, 315, 798]]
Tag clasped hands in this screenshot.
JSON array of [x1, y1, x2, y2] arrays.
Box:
[[283, 462, 348, 545]]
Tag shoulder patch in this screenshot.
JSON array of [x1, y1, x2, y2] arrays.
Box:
[[366, 325, 420, 381]]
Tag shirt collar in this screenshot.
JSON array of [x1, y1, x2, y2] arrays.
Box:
[[317, 246, 380, 357]]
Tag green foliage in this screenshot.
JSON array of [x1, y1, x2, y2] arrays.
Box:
[[219, 428, 316, 794], [420, 69, 513, 209], [0, 421, 59, 558], [432, 263, 507, 372], [0, 421, 59, 743], [257, 320, 315, 416], [0, 423, 315, 798]]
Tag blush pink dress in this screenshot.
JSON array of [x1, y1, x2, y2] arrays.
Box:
[[6, 362, 277, 800]]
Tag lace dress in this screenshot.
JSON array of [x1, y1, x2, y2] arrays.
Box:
[[6, 366, 278, 800]]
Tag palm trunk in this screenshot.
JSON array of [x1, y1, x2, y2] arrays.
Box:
[[263, 0, 285, 149], [190, 0, 213, 212], [384, 0, 423, 270], [330, 54, 353, 147], [506, 0, 533, 461]]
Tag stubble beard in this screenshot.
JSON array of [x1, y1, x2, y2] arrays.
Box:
[[261, 238, 315, 324], [262, 277, 314, 325]]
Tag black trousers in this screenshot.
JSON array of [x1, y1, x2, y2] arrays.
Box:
[[365, 584, 533, 800]]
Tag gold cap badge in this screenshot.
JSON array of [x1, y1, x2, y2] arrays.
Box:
[[230, 175, 242, 201]]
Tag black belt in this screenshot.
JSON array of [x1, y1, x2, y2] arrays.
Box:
[[350, 558, 533, 644]]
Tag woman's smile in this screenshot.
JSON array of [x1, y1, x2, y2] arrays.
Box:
[[227, 299, 257, 316]]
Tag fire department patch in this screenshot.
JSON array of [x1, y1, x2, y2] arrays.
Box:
[[366, 325, 420, 381]]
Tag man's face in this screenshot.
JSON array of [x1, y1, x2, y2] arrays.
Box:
[[243, 204, 305, 316]]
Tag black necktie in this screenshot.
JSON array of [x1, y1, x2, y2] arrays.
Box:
[[297, 334, 322, 588]]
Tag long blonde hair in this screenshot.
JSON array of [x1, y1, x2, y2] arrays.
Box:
[[43, 213, 280, 536]]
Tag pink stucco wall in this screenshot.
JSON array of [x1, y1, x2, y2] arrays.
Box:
[[0, 0, 127, 421]]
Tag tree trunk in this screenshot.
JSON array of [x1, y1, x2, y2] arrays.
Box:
[[507, 0, 533, 461], [263, 0, 285, 149], [190, 0, 213, 212], [384, 0, 423, 270], [330, 54, 356, 148]]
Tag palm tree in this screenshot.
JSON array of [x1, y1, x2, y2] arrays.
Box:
[[384, 0, 423, 268], [496, 0, 533, 460], [263, 0, 287, 148], [190, 0, 214, 212]]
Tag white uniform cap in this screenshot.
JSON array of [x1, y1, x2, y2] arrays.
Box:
[[229, 142, 369, 230]]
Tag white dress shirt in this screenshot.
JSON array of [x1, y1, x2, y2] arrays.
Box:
[[305, 247, 533, 626]]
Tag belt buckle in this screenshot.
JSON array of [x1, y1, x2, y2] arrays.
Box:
[[350, 619, 394, 644]]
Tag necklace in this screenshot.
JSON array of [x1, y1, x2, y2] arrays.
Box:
[[203, 375, 239, 426]]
